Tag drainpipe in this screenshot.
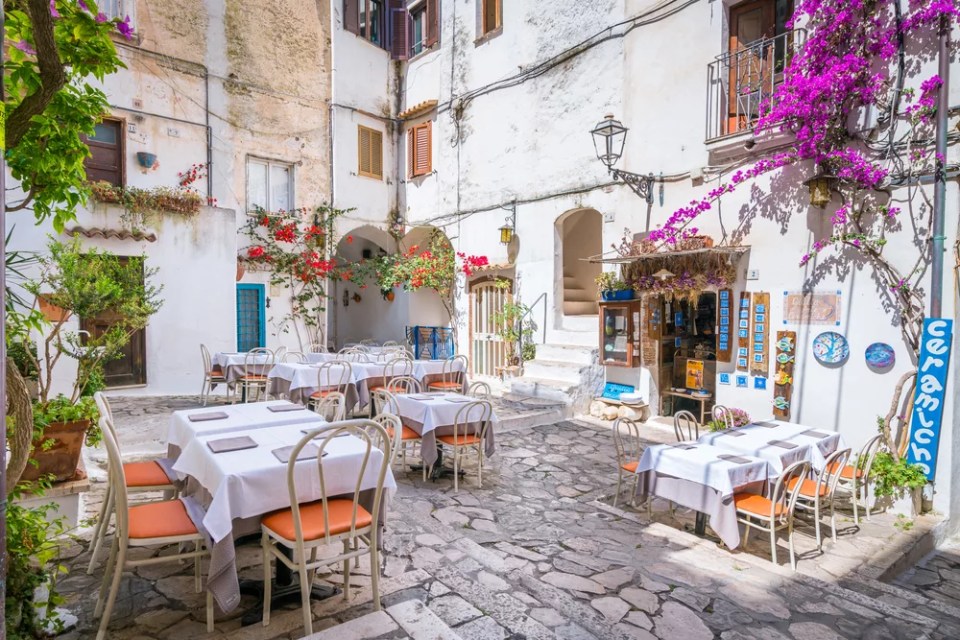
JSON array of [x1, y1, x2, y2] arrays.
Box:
[[930, 15, 950, 319]]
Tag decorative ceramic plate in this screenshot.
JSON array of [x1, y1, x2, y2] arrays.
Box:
[[812, 331, 850, 365], [865, 342, 895, 369]]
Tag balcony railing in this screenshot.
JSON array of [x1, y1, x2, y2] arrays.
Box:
[[706, 29, 806, 142]]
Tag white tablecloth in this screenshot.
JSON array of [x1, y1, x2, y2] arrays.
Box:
[[211, 352, 273, 384], [266, 363, 359, 407], [302, 357, 466, 406], [393, 393, 498, 465], [167, 401, 318, 458], [698, 420, 845, 472]]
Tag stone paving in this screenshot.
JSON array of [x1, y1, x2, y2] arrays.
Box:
[[54, 396, 960, 639]]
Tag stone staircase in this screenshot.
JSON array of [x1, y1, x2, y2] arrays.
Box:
[[510, 316, 601, 412], [562, 273, 598, 316]]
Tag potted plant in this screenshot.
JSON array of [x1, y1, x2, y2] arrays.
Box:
[[491, 279, 536, 370], [12, 238, 163, 483], [705, 408, 751, 432], [596, 272, 633, 301]]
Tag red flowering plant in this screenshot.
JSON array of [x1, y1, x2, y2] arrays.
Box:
[[241, 204, 349, 346]]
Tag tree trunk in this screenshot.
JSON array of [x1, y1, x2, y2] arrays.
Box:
[[5, 357, 35, 493]]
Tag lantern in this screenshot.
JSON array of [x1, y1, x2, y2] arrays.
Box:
[[591, 114, 628, 169], [804, 170, 837, 209]]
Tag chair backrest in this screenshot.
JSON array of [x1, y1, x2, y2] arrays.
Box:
[[372, 388, 399, 415], [857, 434, 884, 480], [771, 460, 812, 522], [673, 410, 699, 442], [441, 354, 469, 386], [312, 391, 346, 421], [287, 420, 391, 548], [818, 448, 852, 497], [317, 361, 352, 390], [244, 347, 274, 377], [452, 400, 493, 444], [387, 376, 421, 394], [93, 391, 114, 427], [283, 351, 308, 363], [382, 340, 399, 348], [468, 381, 491, 399], [711, 405, 734, 430], [359, 339, 377, 347], [372, 412, 402, 465], [99, 415, 132, 544], [612, 417, 643, 467], [385, 357, 414, 379], [200, 344, 214, 373], [307, 343, 327, 353]]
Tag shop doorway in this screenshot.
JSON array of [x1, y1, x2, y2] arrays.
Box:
[[656, 292, 718, 422], [557, 208, 601, 316]]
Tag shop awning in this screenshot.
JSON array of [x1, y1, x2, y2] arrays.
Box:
[[587, 246, 750, 264]]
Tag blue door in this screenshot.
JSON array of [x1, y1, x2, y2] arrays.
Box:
[[236, 284, 266, 351]]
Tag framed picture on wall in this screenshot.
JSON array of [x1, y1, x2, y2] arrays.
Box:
[[736, 375, 748, 388], [719, 372, 732, 385]]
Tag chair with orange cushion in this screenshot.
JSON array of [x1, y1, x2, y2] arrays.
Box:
[[832, 434, 882, 524], [260, 420, 391, 635], [94, 416, 213, 640], [386, 375, 421, 395], [369, 357, 413, 393], [200, 344, 227, 406], [790, 448, 851, 550], [87, 393, 180, 575], [736, 460, 810, 571], [612, 417, 643, 508], [427, 355, 469, 393], [371, 389, 425, 479], [311, 392, 347, 422], [308, 361, 353, 413], [236, 347, 274, 403], [673, 410, 700, 442], [434, 399, 493, 492]]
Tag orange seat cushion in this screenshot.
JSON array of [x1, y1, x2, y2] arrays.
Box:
[[734, 493, 784, 517], [827, 461, 863, 480], [429, 381, 461, 389], [437, 433, 482, 446], [787, 476, 829, 498], [621, 461, 639, 473], [262, 499, 373, 541], [386, 425, 421, 441], [128, 500, 198, 539], [123, 461, 174, 488], [368, 384, 385, 392], [309, 388, 340, 399]]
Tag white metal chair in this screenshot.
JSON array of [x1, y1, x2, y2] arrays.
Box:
[[381, 340, 399, 348], [87, 393, 179, 575], [199, 344, 227, 406], [711, 404, 734, 430], [260, 420, 391, 635], [833, 434, 883, 524], [673, 410, 700, 442], [368, 358, 414, 403], [371, 389, 425, 480], [94, 416, 213, 640], [386, 375, 421, 394], [236, 348, 274, 403], [311, 391, 347, 421], [735, 460, 810, 571], [283, 351, 308, 363], [427, 355, 469, 392], [307, 342, 327, 353], [434, 400, 493, 492], [308, 361, 353, 412], [790, 448, 851, 549], [612, 417, 643, 508], [468, 381, 492, 399]]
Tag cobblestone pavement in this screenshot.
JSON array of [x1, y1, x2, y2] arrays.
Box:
[[56, 396, 960, 639]]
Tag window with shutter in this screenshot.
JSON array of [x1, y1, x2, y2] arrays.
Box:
[[83, 119, 125, 187], [479, 0, 501, 36], [389, 1, 410, 60], [247, 158, 295, 212], [425, 0, 439, 47], [408, 121, 432, 178], [358, 125, 384, 180], [344, 0, 360, 34]]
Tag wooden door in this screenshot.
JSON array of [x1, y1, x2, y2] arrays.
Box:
[[469, 279, 509, 377], [83, 119, 125, 187], [726, 0, 776, 135]]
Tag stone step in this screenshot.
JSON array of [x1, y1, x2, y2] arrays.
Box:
[[535, 343, 597, 366], [562, 288, 596, 303], [547, 329, 598, 348], [522, 359, 587, 384], [562, 300, 598, 315], [559, 315, 598, 334], [510, 376, 579, 405]]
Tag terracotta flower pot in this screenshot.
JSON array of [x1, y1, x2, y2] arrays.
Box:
[[38, 296, 69, 323], [18, 419, 90, 483]]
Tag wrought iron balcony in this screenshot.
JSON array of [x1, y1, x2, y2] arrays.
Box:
[[705, 29, 806, 142]]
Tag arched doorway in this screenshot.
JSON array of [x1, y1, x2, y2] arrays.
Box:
[[331, 225, 399, 347], [557, 208, 602, 316]]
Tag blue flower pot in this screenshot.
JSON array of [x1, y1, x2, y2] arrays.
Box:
[[136, 151, 157, 168], [601, 290, 633, 301]]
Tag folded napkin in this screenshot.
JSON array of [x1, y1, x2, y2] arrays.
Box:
[[300, 428, 350, 439], [188, 411, 229, 422], [752, 421, 779, 428], [767, 439, 798, 449], [207, 436, 257, 453], [672, 443, 698, 450], [721, 430, 747, 437], [801, 429, 832, 439], [718, 454, 753, 464], [272, 444, 326, 463], [444, 398, 472, 403], [406, 395, 432, 401], [267, 403, 307, 413]]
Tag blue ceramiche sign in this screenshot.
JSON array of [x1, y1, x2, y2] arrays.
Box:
[[906, 318, 954, 481]]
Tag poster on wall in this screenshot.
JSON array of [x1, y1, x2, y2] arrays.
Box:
[[749, 292, 770, 377], [905, 318, 954, 481], [783, 290, 842, 326], [737, 292, 751, 372], [685, 360, 705, 389], [773, 331, 796, 419], [716, 288, 732, 362]]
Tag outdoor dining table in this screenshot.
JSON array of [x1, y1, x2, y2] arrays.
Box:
[[266, 362, 360, 409], [305, 354, 468, 406], [211, 352, 273, 386], [698, 420, 846, 472], [171, 420, 397, 618], [634, 443, 769, 549], [392, 392, 498, 468]]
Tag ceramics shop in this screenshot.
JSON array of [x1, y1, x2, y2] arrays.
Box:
[[592, 245, 749, 422]]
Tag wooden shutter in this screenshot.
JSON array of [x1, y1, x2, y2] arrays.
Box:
[[425, 0, 439, 47], [358, 125, 383, 179], [409, 122, 432, 178], [482, 0, 501, 34], [83, 119, 124, 187], [344, 0, 360, 35], [389, 0, 410, 60]]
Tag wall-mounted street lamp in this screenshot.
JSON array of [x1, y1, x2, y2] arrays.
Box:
[[804, 167, 838, 209], [591, 114, 658, 205], [498, 200, 517, 245]]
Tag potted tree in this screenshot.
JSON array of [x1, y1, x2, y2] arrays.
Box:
[[491, 280, 536, 378], [14, 238, 163, 483]]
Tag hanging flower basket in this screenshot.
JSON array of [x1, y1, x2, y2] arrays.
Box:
[[676, 235, 715, 251]]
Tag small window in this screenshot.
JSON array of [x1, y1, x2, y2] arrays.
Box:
[[358, 125, 384, 180], [100, 0, 136, 30], [480, 0, 501, 36], [83, 119, 125, 187], [407, 121, 432, 178], [345, 0, 386, 48], [410, 0, 439, 57], [247, 158, 294, 213]]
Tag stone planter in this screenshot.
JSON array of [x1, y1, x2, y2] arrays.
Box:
[[498, 365, 521, 381], [881, 487, 922, 518], [19, 419, 91, 484]]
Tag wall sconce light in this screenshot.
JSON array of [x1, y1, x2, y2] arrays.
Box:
[[498, 200, 517, 246], [590, 114, 659, 204], [804, 168, 837, 209]]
